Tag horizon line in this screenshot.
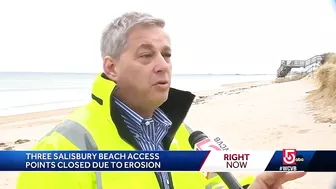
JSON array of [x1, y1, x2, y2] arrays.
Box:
[[0, 71, 276, 75]]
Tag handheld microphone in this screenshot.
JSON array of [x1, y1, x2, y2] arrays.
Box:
[[189, 131, 244, 189], [189, 132, 229, 180]]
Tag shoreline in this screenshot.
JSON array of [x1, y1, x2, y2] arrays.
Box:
[[0, 75, 275, 117], [0, 80, 273, 120]]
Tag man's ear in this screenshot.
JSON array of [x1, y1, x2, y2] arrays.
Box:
[[103, 56, 118, 81]]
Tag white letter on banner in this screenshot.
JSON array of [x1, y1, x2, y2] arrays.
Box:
[[199, 150, 275, 172]]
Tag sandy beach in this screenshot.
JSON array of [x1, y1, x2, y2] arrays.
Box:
[[1, 78, 336, 189]]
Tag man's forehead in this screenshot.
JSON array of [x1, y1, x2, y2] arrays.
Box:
[[137, 43, 171, 51], [127, 25, 171, 50]]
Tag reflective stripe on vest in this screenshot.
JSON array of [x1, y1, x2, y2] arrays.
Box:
[[206, 181, 225, 189], [46, 120, 103, 189]]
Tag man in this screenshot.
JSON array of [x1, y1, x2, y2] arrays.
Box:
[[16, 12, 306, 189]]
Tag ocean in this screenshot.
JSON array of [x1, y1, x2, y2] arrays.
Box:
[[0, 72, 275, 116]]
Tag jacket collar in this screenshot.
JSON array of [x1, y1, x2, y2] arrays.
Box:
[[91, 73, 195, 149]]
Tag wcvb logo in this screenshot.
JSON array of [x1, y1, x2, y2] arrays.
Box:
[[282, 149, 297, 165]]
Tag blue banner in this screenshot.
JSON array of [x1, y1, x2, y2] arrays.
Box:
[[0, 151, 209, 171], [265, 150, 336, 172]]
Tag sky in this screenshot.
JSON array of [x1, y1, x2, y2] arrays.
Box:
[[0, 0, 335, 74]]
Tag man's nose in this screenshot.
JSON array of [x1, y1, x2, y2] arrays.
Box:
[[154, 55, 170, 73]]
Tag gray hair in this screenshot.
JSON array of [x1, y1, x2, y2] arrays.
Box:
[[100, 12, 166, 59]]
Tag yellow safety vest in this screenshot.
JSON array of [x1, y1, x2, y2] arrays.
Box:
[[16, 73, 254, 189]]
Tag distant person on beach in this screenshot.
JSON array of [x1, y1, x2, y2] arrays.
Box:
[[16, 11, 306, 189]]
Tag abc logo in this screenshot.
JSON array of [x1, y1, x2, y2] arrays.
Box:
[[282, 149, 304, 165], [295, 155, 304, 164]]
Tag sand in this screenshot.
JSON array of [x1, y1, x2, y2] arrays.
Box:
[[1, 79, 336, 189], [306, 54, 336, 123]]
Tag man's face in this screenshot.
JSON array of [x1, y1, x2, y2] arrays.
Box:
[[109, 25, 172, 106]]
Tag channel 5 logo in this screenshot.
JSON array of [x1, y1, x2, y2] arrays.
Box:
[[282, 149, 304, 165]]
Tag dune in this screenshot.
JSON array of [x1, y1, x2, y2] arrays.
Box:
[[306, 53, 336, 123]]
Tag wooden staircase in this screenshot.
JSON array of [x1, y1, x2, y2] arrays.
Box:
[[276, 55, 324, 77]]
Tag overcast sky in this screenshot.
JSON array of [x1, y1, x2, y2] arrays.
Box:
[[0, 0, 335, 74]]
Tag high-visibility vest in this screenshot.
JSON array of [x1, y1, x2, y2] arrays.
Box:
[[16, 73, 254, 189]]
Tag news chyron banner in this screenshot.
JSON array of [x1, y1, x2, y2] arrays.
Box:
[[0, 150, 335, 172]]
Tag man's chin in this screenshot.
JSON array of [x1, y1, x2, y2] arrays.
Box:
[[150, 93, 169, 106]]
